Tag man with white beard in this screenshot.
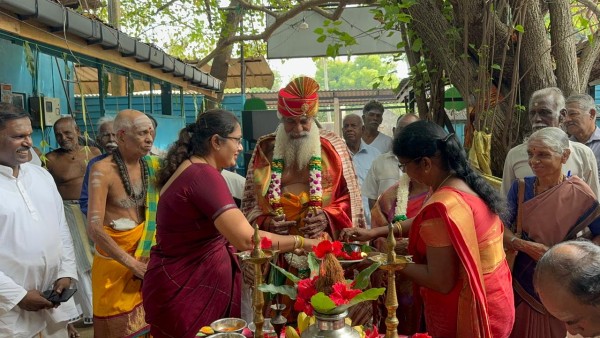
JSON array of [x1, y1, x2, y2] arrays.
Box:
[[241, 76, 366, 319]]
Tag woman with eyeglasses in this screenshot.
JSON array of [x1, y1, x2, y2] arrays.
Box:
[[341, 120, 514, 337], [141, 109, 320, 338]]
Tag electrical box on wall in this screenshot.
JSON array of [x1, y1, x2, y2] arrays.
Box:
[[29, 97, 61, 128]]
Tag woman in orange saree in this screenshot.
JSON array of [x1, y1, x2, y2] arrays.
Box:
[[344, 121, 515, 337]]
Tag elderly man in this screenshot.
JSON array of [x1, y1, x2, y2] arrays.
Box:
[[0, 103, 79, 337], [45, 116, 101, 328], [501, 87, 600, 197], [87, 109, 159, 337], [564, 94, 600, 178], [79, 117, 117, 216], [363, 113, 419, 210], [361, 100, 392, 153], [534, 240, 600, 338], [242, 76, 365, 318], [342, 113, 380, 227]]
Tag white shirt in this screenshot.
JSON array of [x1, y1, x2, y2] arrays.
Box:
[[363, 152, 402, 201], [351, 141, 381, 228], [0, 163, 78, 337], [366, 132, 392, 153], [501, 141, 600, 198], [221, 169, 246, 200]]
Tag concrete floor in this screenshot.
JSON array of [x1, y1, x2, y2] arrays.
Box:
[[73, 322, 93, 338]]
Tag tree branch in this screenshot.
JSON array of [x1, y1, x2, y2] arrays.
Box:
[[549, 0, 580, 96], [196, 0, 334, 67], [310, 0, 348, 21], [576, 0, 600, 18]]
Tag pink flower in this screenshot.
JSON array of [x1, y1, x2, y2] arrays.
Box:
[[329, 282, 362, 306], [412, 333, 432, 338]]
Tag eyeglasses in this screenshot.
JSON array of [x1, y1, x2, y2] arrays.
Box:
[[398, 157, 422, 172], [222, 136, 243, 145]]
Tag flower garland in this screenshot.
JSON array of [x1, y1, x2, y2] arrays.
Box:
[[393, 173, 411, 226], [268, 155, 323, 273], [267, 156, 323, 215]]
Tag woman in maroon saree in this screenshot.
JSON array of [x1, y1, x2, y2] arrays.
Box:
[[142, 110, 320, 338]]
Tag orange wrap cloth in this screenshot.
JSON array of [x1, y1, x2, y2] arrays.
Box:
[[92, 223, 149, 338]]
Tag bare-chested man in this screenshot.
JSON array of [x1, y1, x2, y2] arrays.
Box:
[[45, 116, 101, 333], [46, 117, 101, 199], [87, 109, 157, 337]]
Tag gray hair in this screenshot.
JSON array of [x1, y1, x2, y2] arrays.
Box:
[[97, 116, 115, 132], [529, 87, 565, 113], [566, 93, 597, 113], [113, 114, 134, 133], [534, 240, 600, 306], [525, 127, 569, 155]]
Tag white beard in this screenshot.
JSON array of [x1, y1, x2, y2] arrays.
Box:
[[273, 121, 321, 170]]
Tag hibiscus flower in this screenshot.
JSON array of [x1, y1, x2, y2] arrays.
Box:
[[313, 240, 344, 258], [328, 282, 362, 306]]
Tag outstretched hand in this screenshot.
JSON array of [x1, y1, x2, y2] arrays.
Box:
[[339, 227, 376, 242]]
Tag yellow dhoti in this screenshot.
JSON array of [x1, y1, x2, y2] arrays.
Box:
[[92, 223, 149, 338]]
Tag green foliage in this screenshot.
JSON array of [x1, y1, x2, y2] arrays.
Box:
[[314, 55, 400, 89]]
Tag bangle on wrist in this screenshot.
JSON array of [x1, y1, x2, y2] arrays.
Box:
[[298, 236, 305, 250], [292, 235, 299, 249], [394, 222, 403, 238]]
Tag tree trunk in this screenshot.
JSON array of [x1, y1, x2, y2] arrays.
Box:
[[207, 0, 242, 105], [548, 0, 579, 96]]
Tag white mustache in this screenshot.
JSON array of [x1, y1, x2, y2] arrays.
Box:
[[105, 142, 117, 147]]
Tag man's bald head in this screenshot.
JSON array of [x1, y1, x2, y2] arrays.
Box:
[[114, 109, 154, 156], [114, 109, 149, 133], [394, 113, 419, 136]]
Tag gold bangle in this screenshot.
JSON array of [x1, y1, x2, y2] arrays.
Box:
[[395, 222, 403, 238], [292, 235, 298, 250], [298, 236, 305, 250]]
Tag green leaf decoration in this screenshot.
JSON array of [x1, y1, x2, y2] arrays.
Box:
[[491, 64, 501, 70], [310, 292, 337, 313], [269, 262, 300, 284], [514, 24, 524, 33], [258, 284, 298, 300], [352, 262, 381, 290], [314, 27, 324, 34], [308, 252, 320, 276], [317, 35, 327, 43]]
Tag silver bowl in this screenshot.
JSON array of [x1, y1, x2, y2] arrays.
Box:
[[210, 333, 246, 338], [210, 317, 247, 334]]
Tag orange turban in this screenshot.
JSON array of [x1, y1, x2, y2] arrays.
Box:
[[277, 77, 320, 117]]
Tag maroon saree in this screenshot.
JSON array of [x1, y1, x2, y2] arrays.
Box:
[[142, 164, 241, 338]]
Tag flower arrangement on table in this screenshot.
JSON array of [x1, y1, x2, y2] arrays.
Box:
[[259, 239, 385, 338]]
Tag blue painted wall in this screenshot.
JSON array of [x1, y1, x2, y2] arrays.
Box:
[[0, 37, 74, 150]]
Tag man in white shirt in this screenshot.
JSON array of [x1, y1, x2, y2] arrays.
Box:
[[361, 100, 392, 153], [0, 103, 79, 337], [343, 114, 381, 227], [501, 87, 600, 197], [363, 113, 419, 209]]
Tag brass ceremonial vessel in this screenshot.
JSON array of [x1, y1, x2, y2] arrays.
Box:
[[235, 224, 279, 338], [369, 223, 413, 338]]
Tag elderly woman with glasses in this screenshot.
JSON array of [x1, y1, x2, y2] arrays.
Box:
[[342, 121, 514, 337], [504, 127, 600, 338]]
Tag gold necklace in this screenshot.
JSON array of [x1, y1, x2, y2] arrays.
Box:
[[434, 172, 454, 191]]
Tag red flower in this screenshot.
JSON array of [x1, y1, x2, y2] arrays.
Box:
[[364, 326, 379, 338], [260, 237, 272, 249], [412, 333, 432, 338], [295, 276, 318, 316], [297, 277, 318, 300], [313, 240, 344, 258], [328, 282, 362, 306]]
